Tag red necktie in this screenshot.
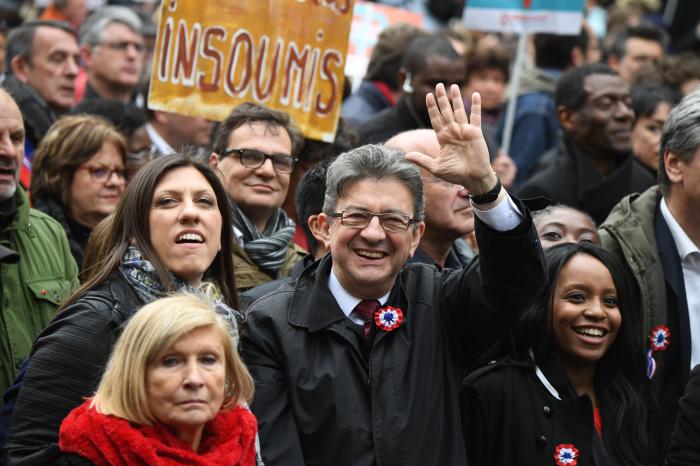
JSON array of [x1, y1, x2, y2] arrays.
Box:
[[354, 299, 379, 337]]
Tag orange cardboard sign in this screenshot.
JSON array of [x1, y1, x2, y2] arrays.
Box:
[[149, 0, 354, 142]]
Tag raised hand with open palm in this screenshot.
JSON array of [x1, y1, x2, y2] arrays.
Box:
[[405, 83, 501, 203]]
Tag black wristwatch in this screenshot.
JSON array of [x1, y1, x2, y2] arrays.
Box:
[[468, 177, 502, 204]]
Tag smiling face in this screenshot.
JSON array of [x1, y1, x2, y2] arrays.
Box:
[[149, 166, 222, 284], [534, 207, 600, 250], [552, 253, 621, 370], [146, 325, 226, 448], [68, 140, 126, 228], [319, 177, 424, 299], [211, 122, 292, 231], [0, 93, 24, 201], [565, 74, 635, 159]]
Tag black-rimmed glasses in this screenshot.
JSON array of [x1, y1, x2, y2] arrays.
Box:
[[327, 210, 419, 232], [221, 148, 297, 173]]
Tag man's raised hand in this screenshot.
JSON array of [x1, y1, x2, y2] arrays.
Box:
[[405, 83, 498, 196]]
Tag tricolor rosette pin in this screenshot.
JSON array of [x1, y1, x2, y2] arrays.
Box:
[[650, 325, 670, 352], [374, 306, 404, 332], [647, 325, 671, 379], [554, 444, 579, 466]]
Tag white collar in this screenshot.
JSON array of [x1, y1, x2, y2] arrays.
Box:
[[145, 123, 176, 156], [660, 197, 700, 261], [328, 267, 390, 319]]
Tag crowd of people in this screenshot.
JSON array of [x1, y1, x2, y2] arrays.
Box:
[[0, 0, 700, 465]]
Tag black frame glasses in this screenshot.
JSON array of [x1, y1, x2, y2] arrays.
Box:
[[327, 210, 419, 232], [221, 148, 297, 173]]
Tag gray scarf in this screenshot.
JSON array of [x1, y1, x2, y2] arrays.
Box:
[[233, 204, 295, 278]]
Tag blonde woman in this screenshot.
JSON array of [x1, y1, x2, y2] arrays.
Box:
[[59, 294, 257, 465]]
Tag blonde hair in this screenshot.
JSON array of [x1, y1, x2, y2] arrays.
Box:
[[30, 114, 127, 207], [91, 294, 253, 425]]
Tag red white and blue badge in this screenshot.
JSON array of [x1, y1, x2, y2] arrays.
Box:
[[647, 325, 671, 379], [650, 325, 670, 352], [374, 306, 404, 332], [554, 444, 579, 466]]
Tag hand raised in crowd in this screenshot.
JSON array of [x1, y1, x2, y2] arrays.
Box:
[[405, 83, 499, 200]]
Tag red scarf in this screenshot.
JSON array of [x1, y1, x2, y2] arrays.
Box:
[[59, 401, 258, 466]]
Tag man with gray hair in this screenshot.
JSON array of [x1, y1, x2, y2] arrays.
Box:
[[600, 87, 700, 445], [242, 84, 545, 465], [2, 20, 79, 164], [78, 6, 144, 104]]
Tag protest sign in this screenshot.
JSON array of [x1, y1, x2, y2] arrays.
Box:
[[463, 0, 585, 35], [149, 0, 354, 142], [345, 1, 423, 90]]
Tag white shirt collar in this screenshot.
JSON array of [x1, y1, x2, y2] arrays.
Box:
[[145, 122, 176, 156], [328, 267, 390, 319], [660, 197, 700, 261]]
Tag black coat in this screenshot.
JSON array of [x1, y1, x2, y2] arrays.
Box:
[[241, 210, 545, 466], [462, 354, 618, 466], [517, 138, 656, 225], [31, 196, 90, 270], [5, 273, 143, 465], [666, 365, 700, 465]]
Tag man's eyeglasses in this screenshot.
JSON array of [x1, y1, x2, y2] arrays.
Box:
[[221, 148, 297, 174], [96, 41, 146, 54], [77, 164, 127, 183], [327, 210, 419, 232]]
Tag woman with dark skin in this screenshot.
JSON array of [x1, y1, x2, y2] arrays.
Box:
[[463, 243, 661, 466]]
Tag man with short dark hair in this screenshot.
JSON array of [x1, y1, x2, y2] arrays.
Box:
[[0, 89, 78, 400], [78, 6, 144, 104], [209, 103, 306, 291], [607, 23, 666, 84], [600, 88, 700, 446], [2, 20, 80, 174], [341, 23, 426, 128], [357, 33, 465, 144], [497, 30, 592, 186], [242, 84, 545, 465], [518, 63, 655, 225]]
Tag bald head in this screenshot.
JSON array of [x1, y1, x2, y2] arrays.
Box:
[[386, 129, 474, 264], [0, 88, 25, 201], [385, 129, 440, 160]]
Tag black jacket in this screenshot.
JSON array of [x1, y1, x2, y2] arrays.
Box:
[[241, 210, 545, 466], [5, 273, 142, 465], [31, 197, 90, 270], [517, 137, 656, 225], [463, 354, 618, 466], [2, 76, 58, 152], [666, 365, 700, 465]]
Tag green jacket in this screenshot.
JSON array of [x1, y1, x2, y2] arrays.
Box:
[[599, 186, 666, 354], [0, 189, 78, 397], [233, 240, 306, 292]]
